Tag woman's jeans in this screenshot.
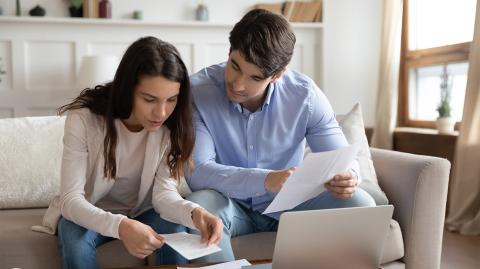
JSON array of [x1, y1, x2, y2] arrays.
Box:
[[57, 208, 188, 269]]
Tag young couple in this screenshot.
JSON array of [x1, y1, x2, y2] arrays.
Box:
[[48, 9, 375, 268]]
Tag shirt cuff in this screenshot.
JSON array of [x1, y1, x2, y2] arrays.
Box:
[[247, 169, 271, 197], [183, 203, 202, 230], [114, 214, 127, 239]]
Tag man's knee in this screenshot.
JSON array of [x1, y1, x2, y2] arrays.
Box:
[[339, 188, 376, 208], [186, 189, 235, 230], [186, 190, 230, 214]]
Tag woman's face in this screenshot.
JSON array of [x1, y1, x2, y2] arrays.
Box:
[[123, 75, 180, 132]]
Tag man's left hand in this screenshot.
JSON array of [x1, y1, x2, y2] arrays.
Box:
[[324, 172, 358, 199]]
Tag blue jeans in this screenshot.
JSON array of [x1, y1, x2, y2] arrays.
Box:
[[186, 188, 376, 263], [57, 208, 188, 269]]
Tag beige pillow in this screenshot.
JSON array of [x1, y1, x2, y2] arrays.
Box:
[[337, 103, 388, 205], [0, 116, 65, 209]]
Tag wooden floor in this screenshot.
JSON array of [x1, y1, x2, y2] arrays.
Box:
[[441, 229, 480, 269]]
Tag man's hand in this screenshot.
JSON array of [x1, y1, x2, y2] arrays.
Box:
[[191, 207, 223, 245], [324, 171, 358, 199], [264, 167, 296, 193], [118, 218, 164, 259]]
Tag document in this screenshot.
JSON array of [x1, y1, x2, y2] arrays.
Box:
[[177, 259, 251, 269], [161, 232, 221, 260], [263, 144, 359, 214]]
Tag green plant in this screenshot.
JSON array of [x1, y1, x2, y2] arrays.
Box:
[[436, 65, 452, 118], [70, 0, 82, 9]]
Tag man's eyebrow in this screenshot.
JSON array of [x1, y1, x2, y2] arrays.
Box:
[[231, 59, 241, 69], [231, 59, 265, 80]]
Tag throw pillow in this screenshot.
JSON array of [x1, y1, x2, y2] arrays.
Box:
[[337, 103, 388, 205], [0, 116, 65, 209]]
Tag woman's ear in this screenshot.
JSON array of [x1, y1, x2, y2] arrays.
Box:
[[271, 68, 287, 82]]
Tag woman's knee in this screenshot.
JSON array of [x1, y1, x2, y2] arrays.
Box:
[[58, 218, 97, 257]]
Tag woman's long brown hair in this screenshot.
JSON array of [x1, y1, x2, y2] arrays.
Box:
[[59, 37, 194, 181]]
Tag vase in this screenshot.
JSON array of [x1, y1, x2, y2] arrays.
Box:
[[99, 0, 112, 19], [196, 4, 209, 21], [435, 117, 455, 134]]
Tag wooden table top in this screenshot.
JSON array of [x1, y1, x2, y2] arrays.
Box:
[[119, 259, 272, 269]]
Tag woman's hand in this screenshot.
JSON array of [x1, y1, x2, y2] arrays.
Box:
[[191, 207, 223, 245], [118, 218, 164, 259]]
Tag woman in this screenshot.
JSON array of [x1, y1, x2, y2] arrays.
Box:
[[52, 37, 222, 268]]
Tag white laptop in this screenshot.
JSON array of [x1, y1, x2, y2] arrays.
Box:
[[243, 205, 394, 269]]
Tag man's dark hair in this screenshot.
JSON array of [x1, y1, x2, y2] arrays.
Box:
[[229, 9, 296, 78]]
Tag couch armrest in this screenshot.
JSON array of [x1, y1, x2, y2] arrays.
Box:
[[371, 148, 450, 269]]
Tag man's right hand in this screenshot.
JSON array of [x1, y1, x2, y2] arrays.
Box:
[[118, 218, 164, 259], [264, 167, 296, 193]]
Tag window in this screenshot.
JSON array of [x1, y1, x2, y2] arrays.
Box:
[[398, 0, 476, 129]]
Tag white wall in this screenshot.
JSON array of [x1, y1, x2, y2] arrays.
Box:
[[0, 0, 283, 23], [0, 0, 384, 126], [323, 0, 383, 126]]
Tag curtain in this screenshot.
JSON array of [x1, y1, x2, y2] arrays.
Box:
[[446, 0, 480, 236], [371, 0, 403, 149]]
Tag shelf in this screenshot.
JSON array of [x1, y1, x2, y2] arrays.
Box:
[[395, 127, 459, 137], [0, 16, 324, 29], [393, 127, 458, 163]]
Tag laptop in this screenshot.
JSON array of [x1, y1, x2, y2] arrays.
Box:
[[243, 205, 394, 269]]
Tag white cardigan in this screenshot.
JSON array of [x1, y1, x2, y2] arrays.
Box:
[[32, 108, 200, 239]]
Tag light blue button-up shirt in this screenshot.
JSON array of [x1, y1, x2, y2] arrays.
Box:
[[188, 63, 359, 216]]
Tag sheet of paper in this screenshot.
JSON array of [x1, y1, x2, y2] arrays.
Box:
[[263, 144, 359, 214], [161, 232, 221, 260], [177, 259, 251, 269]]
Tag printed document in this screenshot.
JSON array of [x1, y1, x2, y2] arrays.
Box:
[[177, 259, 251, 269], [263, 144, 359, 214], [161, 232, 221, 260]]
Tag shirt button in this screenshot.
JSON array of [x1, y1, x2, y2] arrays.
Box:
[[249, 145, 254, 150]]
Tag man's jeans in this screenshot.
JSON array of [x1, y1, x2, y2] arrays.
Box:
[[57, 208, 188, 269], [186, 188, 376, 263]]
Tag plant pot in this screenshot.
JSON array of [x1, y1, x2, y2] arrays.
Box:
[[69, 5, 83, 17], [435, 117, 455, 134]]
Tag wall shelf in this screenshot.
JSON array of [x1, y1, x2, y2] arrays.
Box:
[[0, 16, 324, 29]]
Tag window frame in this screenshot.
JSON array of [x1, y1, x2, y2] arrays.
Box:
[[398, 0, 471, 129]]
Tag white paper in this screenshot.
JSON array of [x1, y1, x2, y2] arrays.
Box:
[[161, 232, 221, 260], [177, 259, 251, 269], [263, 144, 360, 214]]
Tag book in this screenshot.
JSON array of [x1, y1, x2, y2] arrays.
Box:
[[254, 3, 283, 15]]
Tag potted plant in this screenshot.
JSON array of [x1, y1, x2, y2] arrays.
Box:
[[435, 65, 455, 134], [67, 0, 83, 17]]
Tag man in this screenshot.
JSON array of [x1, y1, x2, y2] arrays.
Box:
[[186, 9, 375, 262]]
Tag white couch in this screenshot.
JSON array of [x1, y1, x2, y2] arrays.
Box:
[[0, 116, 451, 269]]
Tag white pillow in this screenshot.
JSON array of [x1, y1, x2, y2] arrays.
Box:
[[337, 103, 388, 205], [0, 116, 65, 209]]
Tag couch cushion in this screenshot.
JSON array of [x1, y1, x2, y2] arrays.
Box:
[[231, 219, 404, 264], [0, 116, 65, 209], [0, 208, 145, 269]]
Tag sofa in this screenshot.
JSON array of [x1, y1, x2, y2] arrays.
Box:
[[0, 115, 451, 269]]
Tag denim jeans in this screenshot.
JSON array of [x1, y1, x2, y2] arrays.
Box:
[[186, 188, 376, 263], [57, 208, 188, 269]]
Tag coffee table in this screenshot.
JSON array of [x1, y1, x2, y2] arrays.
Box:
[[119, 259, 272, 269]]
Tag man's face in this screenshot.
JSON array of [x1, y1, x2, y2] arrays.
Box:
[[224, 50, 283, 111]]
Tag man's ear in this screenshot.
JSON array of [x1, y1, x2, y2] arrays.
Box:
[[271, 68, 287, 82]]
